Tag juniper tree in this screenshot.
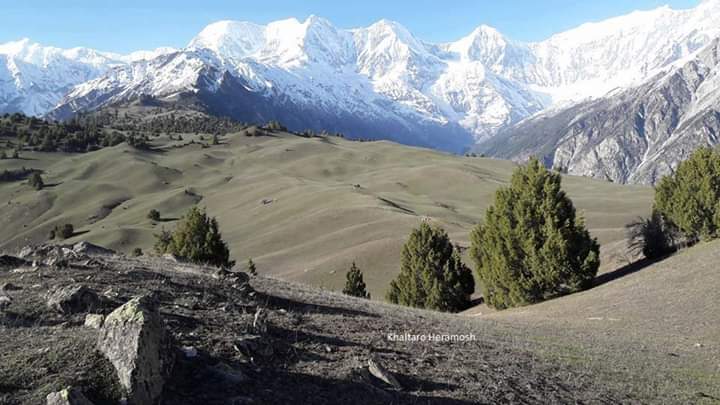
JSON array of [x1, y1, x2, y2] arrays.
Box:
[[343, 262, 370, 299], [387, 223, 474, 312], [247, 258, 257, 276], [654, 147, 720, 241], [470, 157, 600, 310], [154, 206, 234, 268]]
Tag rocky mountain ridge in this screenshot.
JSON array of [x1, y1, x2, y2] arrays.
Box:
[[482, 37, 720, 184]]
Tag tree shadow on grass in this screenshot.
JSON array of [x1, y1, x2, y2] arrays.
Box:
[[70, 230, 90, 238], [592, 255, 670, 288], [42, 182, 63, 188], [257, 292, 381, 319], [157, 217, 179, 222]]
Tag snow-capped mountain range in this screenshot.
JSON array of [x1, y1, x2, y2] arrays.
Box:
[[0, 39, 174, 116], [2, 0, 720, 154]]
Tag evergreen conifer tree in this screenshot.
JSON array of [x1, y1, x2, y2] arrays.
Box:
[[343, 262, 370, 299], [154, 206, 234, 268], [387, 223, 474, 312], [470, 158, 599, 309], [247, 258, 257, 276]]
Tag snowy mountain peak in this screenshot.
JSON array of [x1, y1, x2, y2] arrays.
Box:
[[0, 38, 33, 56], [357, 19, 426, 54], [262, 15, 354, 66], [188, 20, 265, 60], [447, 24, 515, 62]]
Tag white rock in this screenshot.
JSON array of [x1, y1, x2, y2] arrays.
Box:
[[84, 314, 104, 329], [97, 296, 174, 405]]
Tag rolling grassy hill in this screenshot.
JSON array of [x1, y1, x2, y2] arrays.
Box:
[[2, 116, 718, 403], [0, 126, 653, 298]]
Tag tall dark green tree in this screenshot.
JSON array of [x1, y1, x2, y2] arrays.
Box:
[[470, 158, 600, 310], [387, 223, 474, 312], [154, 206, 234, 268], [343, 262, 370, 299], [654, 147, 720, 241]]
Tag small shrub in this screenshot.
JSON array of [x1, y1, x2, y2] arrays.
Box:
[[147, 209, 161, 221], [28, 172, 43, 190], [247, 258, 257, 276], [50, 224, 74, 240], [132, 248, 143, 257], [154, 228, 172, 254], [626, 210, 677, 260], [343, 262, 370, 299]]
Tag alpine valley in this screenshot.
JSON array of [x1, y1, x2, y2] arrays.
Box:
[[2, 0, 720, 182]]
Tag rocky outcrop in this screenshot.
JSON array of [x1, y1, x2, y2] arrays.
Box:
[[46, 285, 100, 314], [84, 314, 104, 329], [97, 296, 174, 404], [71, 241, 115, 256], [46, 387, 94, 405]]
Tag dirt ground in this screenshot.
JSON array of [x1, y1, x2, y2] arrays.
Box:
[[1, 248, 627, 405]]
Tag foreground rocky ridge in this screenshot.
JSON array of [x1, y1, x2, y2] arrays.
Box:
[[0, 242, 623, 404]]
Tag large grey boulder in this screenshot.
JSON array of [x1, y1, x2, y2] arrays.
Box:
[[46, 387, 94, 405], [46, 285, 100, 314], [72, 241, 115, 256], [97, 296, 174, 405]]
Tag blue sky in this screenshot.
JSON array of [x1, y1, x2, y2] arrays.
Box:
[[0, 0, 701, 53]]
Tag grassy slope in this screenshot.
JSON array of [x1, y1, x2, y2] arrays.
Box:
[[0, 130, 652, 298], [464, 240, 720, 402]]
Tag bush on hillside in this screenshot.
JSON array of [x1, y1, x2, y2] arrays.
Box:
[[343, 262, 370, 299], [154, 206, 234, 268], [626, 210, 677, 260], [654, 147, 720, 241], [470, 157, 600, 310], [49, 224, 74, 240], [28, 172, 44, 190], [247, 258, 257, 276], [387, 223, 474, 312], [147, 209, 161, 221]]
